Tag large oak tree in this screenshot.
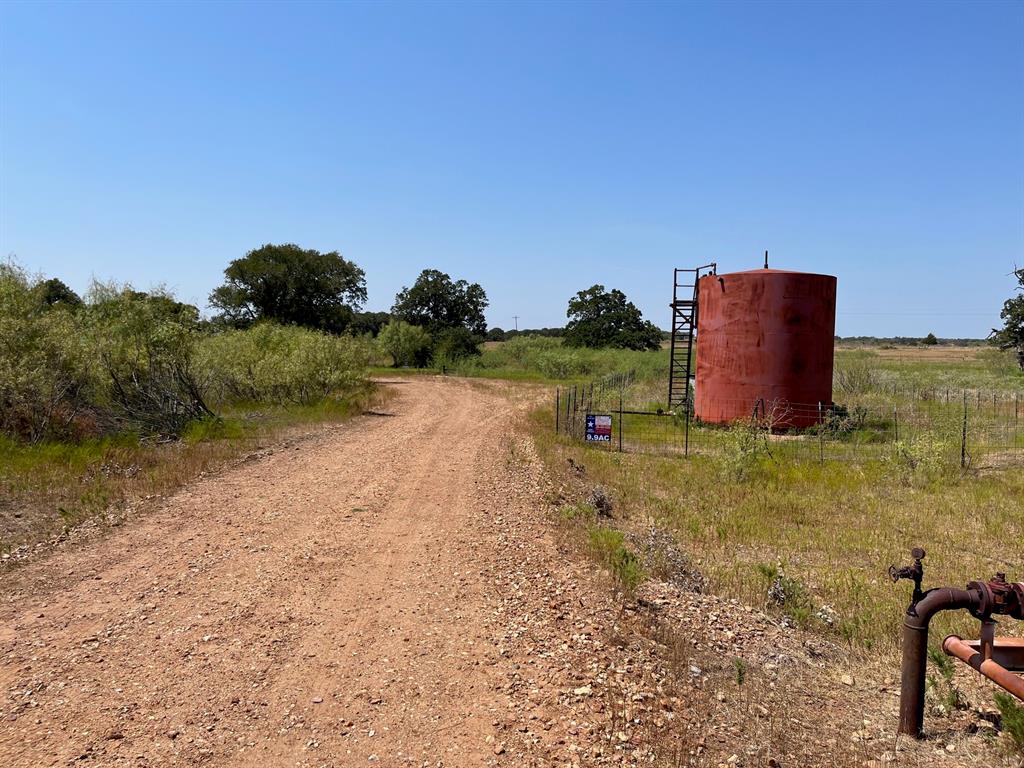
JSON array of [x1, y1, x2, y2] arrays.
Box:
[[391, 269, 488, 336], [210, 244, 366, 333], [563, 285, 662, 350]]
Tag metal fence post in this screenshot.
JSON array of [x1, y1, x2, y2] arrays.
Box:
[[618, 391, 623, 453], [961, 391, 969, 469], [565, 384, 571, 434], [818, 401, 824, 464], [894, 408, 899, 443], [684, 395, 691, 458], [555, 387, 560, 435]]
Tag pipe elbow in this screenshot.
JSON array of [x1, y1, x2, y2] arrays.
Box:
[[905, 588, 980, 629]]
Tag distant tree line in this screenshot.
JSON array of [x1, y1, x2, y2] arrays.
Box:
[[835, 335, 991, 346], [485, 327, 564, 342], [11, 244, 669, 394], [204, 245, 665, 365]]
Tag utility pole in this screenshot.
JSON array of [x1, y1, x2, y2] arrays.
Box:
[[512, 315, 519, 331]]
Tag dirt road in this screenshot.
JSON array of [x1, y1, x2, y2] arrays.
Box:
[[0, 378, 647, 767]]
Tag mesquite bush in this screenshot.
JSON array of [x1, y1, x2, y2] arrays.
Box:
[[0, 264, 371, 442], [197, 323, 372, 406]]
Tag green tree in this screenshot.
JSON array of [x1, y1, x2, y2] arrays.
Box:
[[486, 327, 506, 342], [430, 327, 481, 363], [349, 311, 391, 337], [36, 278, 83, 309], [377, 320, 432, 367], [209, 244, 366, 333], [991, 266, 1024, 370], [563, 285, 663, 350], [392, 269, 488, 336], [923, 332, 939, 345]]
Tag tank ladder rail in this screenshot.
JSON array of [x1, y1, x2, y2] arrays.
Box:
[[668, 263, 716, 411]]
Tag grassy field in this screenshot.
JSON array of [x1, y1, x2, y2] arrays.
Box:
[[834, 345, 1023, 398], [527, 343, 1024, 651], [388, 335, 672, 383]]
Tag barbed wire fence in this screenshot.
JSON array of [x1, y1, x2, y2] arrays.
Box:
[[554, 375, 1024, 468]]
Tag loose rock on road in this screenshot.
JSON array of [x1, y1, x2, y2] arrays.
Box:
[[0, 378, 661, 767]]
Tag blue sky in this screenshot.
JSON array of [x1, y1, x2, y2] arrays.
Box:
[[1, 1, 1021, 337]]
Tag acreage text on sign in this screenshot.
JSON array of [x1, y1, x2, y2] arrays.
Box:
[[585, 414, 613, 442]]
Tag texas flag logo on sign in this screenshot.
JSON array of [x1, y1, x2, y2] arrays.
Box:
[[585, 414, 613, 442]]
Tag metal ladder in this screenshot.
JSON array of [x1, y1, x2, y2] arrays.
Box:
[[668, 264, 716, 411]]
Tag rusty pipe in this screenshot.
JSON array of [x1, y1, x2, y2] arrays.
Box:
[[943, 635, 1024, 700], [899, 587, 982, 737]]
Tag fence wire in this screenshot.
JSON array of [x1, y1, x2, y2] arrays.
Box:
[[553, 376, 1024, 467]]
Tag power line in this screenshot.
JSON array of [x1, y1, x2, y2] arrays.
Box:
[[838, 311, 995, 316]]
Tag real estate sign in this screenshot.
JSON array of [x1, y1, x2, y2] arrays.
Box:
[[585, 414, 613, 443]]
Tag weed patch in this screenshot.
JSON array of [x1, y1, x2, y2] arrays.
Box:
[[587, 526, 646, 592], [995, 691, 1024, 756]]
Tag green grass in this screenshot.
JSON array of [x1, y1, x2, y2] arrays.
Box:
[[834, 347, 1023, 401], [994, 692, 1024, 756], [373, 336, 671, 385], [587, 525, 646, 592], [520, 341, 1021, 650], [0, 389, 380, 557], [531, 400, 1024, 650]]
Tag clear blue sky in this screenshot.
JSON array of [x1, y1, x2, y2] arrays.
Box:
[[1, 1, 1022, 337]]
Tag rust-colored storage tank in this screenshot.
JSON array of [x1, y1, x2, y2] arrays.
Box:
[[694, 269, 837, 429]]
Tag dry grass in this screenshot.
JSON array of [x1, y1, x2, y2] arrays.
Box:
[[530, 408, 1024, 654], [0, 385, 388, 557], [535, 416, 1020, 766], [856, 346, 987, 362]]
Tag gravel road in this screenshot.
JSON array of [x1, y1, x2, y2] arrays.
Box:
[[1, 377, 641, 767]]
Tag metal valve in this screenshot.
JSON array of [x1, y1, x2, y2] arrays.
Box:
[[967, 571, 1024, 621], [889, 547, 927, 613]]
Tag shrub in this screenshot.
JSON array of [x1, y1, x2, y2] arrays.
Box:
[[198, 324, 371, 406], [377, 320, 431, 367], [0, 264, 96, 441], [721, 421, 770, 481], [86, 283, 214, 436], [978, 347, 1020, 378], [834, 353, 883, 395], [806, 404, 870, 438], [885, 434, 951, 485], [1, 268, 214, 440], [1, 265, 374, 444], [587, 526, 645, 591], [995, 691, 1024, 756], [926, 645, 964, 713], [431, 326, 481, 364]]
